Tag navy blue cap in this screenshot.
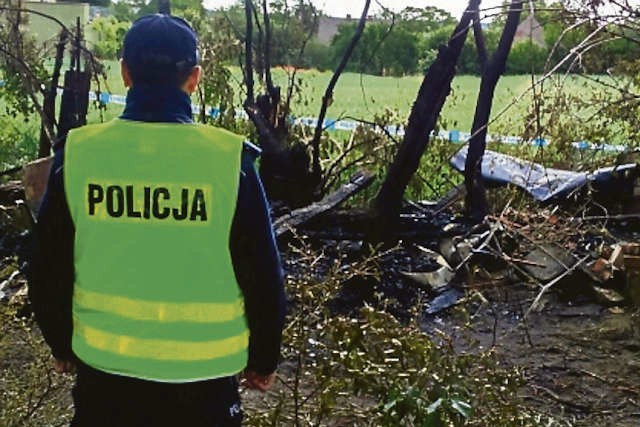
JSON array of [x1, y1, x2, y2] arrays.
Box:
[[122, 14, 199, 77]]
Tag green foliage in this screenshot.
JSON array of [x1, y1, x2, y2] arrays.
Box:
[[0, 117, 38, 170], [208, 0, 320, 70], [0, 6, 50, 121], [135, 0, 205, 19], [398, 6, 456, 34], [112, 2, 136, 23], [330, 21, 420, 76], [506, 41, 548, 74], [300, 40, 332, 70], [185, 9, 244, 131], [90, 17, 130, 60]]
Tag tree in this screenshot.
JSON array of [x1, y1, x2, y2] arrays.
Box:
[[330, 22, 419, 76], [0, 1, 103, 159], [329, 6, 458, 77], [464, 0, 523, 219], [112, 2, 136, 22], [506, 40, 547, 74], [133, 0, 204, 18], [91, 17, 130, 60], [374, 0, 481, 232], [398, 5, 456, 33], [0, 3, 55, 156]]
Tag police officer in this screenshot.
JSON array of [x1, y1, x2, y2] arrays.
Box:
[[29, 14, 286, 426]]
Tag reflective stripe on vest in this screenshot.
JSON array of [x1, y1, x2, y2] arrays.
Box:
[[64, 119, 248, 382]]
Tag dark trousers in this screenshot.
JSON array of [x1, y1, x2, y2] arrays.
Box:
[[71, 362, 243, 427]]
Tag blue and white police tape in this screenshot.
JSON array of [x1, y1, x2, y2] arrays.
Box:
[[1, 83, 629, 152]]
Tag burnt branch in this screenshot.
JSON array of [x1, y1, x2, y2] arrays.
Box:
[[373, 0, 480, 232], [473, 11, 488, 71], [262, 0, 276, 97], [244, 0, 255, 104], [492, 1, 524, 70], [311, 0, 372, 179], [38, 30, 67, 157], [251, 1, 265, 80], [464, 0, 523, 220], [244, 103, 281, 153], [284, 8, 319, 116]]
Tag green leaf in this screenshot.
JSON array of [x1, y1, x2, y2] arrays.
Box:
[[450, 398, 472, 418], [426, 397, 443, 414], [383, 399, 397, 412]]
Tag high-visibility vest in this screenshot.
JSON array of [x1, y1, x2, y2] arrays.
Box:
[[64, 119, 248, 382]]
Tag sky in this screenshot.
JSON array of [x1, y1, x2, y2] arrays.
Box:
[[202, 0, 506, 20]]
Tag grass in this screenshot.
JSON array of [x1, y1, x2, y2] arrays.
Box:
[[93, 60, 605, 136], [2, 58, 610, 138]]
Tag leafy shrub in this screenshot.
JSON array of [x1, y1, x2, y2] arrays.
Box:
[[506, 41, 548, 75], [0, 117, 38, 171], [90, 17, 130, 60]]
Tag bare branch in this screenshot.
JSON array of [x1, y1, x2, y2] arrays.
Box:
[[284, 7, 319, 116], [39, 30, 67, 157], [244, 0, 255, 104], [251, 0, 265, 80], [222, 10, 245, 40], [473, 11, 488, 71], [262, 0, 276, 97], [244, 103, 282, 153], [311, 0, 372, 178]]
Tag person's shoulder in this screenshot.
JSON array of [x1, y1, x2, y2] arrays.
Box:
[[66, 120, 118, 143], [193, 125, 250, 155], [194, 124, 243, 140]]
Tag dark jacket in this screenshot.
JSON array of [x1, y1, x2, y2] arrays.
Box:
[[28, 84, 286, 376]]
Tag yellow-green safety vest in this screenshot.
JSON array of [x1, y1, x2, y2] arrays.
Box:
[[64, 119, 248, 382]]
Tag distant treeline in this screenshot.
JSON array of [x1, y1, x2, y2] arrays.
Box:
[[89, 0, 640, 76]]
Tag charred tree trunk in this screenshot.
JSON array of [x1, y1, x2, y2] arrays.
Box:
[[373, 0, 480, 234], [464, 0, 523, 221], [57, 19, 90, 140], [38, 30, 66, 158], [243, 0, 317, 207], [242, 0, 280, 154]]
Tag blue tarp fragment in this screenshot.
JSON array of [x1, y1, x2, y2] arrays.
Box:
[[450, 146, 637, 202]]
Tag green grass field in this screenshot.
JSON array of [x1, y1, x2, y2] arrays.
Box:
[[93, 60, 593, 136]]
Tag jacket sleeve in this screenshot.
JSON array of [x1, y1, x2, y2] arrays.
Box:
[[230, 142, 286, 376], [28, 145, 76, 360]]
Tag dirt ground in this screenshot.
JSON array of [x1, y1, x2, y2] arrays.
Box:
[[429, 284, 640, 426]]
